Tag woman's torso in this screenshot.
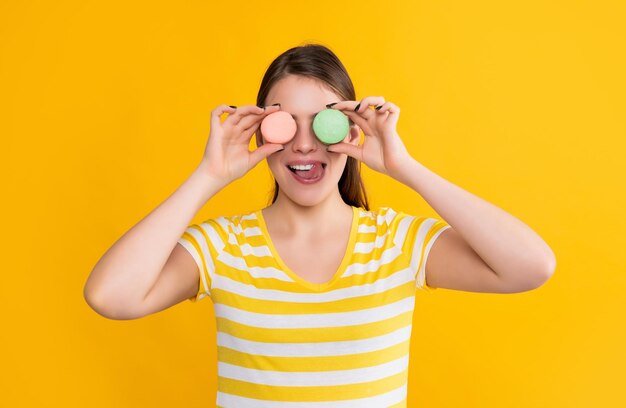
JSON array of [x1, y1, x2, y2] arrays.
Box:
[[262, 207, 354, 285]]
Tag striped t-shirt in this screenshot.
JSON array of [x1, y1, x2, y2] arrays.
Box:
[[177, 206, 451, 407]]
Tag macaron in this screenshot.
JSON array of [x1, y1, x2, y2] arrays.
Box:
[[260, 111, 297, 144], [312, 109, 350, 144]]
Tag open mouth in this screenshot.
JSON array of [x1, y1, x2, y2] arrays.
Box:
[[286, 162, 326, 183]]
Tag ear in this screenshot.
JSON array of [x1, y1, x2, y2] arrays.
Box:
[[346, 124, 361, 146]]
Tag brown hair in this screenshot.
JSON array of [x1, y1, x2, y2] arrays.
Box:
[[256, 43, 370, 211]]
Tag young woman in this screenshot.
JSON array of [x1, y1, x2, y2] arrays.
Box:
[[84, 43, 556, 407]]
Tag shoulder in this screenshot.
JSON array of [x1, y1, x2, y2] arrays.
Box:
[[357, 206, 401, 224], [361, 206, 449, 244], [360, 206, 415, 230], [356, 206, 407, 239], [355, 206, 416, 236], [374, 206, 446, 230], [190, 211, 261, 251], [206, 210, 258, 232], [188, 212, 259, 246]]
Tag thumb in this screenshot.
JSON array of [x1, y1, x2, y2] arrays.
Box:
[[249, 143, 284, 167], [326, 142, 361, 160]]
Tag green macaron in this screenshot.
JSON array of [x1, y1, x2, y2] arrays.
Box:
[[312, 109, 350, 144]]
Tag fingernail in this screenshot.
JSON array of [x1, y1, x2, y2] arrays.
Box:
[[375, 105, 382, 110], [354, 103, 361, 112], [272, 103, 281, 107], [229, 105, 237, 108], [326, 102, 338, 108]]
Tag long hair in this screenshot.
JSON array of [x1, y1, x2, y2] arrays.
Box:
[[256, 43, 370, 211]]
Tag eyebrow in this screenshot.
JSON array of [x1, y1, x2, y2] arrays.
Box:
[[274, 102, 338, 119], [291, 112, 320, 120]]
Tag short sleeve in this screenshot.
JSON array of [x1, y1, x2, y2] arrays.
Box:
[[404, 215, 452, 292], [177, 218, 221, 303]]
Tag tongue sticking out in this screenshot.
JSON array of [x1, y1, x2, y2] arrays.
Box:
[[294, 163, 324, 180]]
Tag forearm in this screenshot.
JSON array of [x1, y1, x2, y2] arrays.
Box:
[[392, 157, 556, 281], [84, 161, 226, 310]]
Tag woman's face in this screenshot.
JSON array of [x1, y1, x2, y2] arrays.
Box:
[[257, 75, 361, 207]]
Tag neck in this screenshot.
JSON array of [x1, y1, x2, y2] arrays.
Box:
[[264, 190, 353, 236]]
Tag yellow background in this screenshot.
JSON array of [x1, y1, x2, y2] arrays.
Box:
[[2, 0, 625, 406]]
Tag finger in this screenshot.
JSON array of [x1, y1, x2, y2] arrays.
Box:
[[240, 119, 267, 144], [249, 143, 285, 167], [329, 101, 374, 125], [238, 105, 282, 144], [376, 101, 400, 115], [373, 101, 391, 115], [239, 104, 280, 131], [326, 142, 363, 162], [338, 109, 371, 133], [353, 96, 386, 116], [228, 105, 267, 127], [329, 97, 386, 112], [371, 102, 391, 124], [330, 97, 385, 121], [380, 102, 401, 126], [327, 100, 359, 112], [210, 104, 237, 131]]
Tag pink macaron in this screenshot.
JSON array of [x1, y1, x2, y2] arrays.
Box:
[[260, 111, 297, 144]]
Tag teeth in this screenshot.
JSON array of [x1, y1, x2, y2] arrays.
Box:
[[288, 164, 314, 171]]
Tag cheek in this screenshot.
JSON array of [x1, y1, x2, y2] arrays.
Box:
[[266, 156, 284, 177], [330, 155, 348, 174]]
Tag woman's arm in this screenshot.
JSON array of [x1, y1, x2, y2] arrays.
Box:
[[83, 161, 227, 317], [83, 104, 283, 318], [326, 97, 556, 292], [392, 158, 556, 291]]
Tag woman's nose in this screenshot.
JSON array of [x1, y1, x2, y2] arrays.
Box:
[[291, 123, 319, 152]]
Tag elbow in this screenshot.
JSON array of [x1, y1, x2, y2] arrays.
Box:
[[529, 251, 557, 289], [83, 270, 146, 320], [83, 287, 142, 321], [84, 288, 116, 320], [540, 247, 556, 283], [541, 247, 557, 280], [496, 251, 557, 293]]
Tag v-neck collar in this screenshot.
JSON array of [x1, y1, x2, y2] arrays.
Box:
[[255, 206, 360, 291]]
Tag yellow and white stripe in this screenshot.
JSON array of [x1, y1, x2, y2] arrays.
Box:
[[178, 206, 450, 406]]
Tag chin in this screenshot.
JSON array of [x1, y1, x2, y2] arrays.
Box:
[[274, 182, 330, 206], [288, 192, 330, 207], [274, 173, 343, 207]]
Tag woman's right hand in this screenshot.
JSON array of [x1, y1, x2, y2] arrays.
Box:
[[200, 104, 284, 184]]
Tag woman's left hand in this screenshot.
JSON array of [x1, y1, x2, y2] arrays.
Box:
[[326, 97, 414, 178]]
